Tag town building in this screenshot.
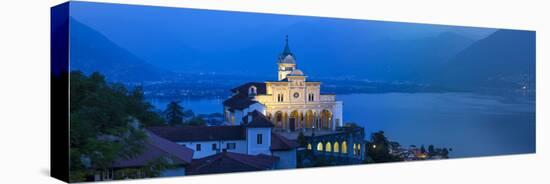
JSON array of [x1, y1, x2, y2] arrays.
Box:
[[223, 36, 343, 131], [94, 130, 194, 181], [186, 151, 279, 175], [148, 110, 299, 169], [222, 37, 366, 163]]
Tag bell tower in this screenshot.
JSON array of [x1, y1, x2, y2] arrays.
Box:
[[278, 35, 296, 81]]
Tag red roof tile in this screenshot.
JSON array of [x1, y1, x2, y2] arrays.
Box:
[[187, 152, 278, 175], [270, 132, 299, 151], [147, 126, 246, 142], [111, 130, 194, 168], [243, 110, 275, 128]]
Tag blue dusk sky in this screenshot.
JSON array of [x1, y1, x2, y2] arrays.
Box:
[[68, 1, 534, 83]]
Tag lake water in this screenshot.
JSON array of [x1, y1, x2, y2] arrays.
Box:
[[149, 92, 536, 158]]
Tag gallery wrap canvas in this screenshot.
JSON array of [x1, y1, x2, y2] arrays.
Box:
[[51, 1, 536, 183]]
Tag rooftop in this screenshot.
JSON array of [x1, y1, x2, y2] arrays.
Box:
[[186, 152, 279, 175], [147, 126, 246, 142], [278, 35, 295, 64], [110, 130, 194, 168], [224, 82, 266, 111], [270, 132, 300, 151], [242, 110, 275, 128]]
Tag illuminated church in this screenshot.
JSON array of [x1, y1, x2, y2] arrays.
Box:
[[223, 36, 343, 131]]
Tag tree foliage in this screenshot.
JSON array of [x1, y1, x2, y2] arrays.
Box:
[[366, 131, 402, 163], [420, 145, 426, 154], [428, 145, 435, 156], [297, 132, 307, 148], [163, 101, 184, 126], [163, 101, 205, 126], [69, 71, 165, 182]]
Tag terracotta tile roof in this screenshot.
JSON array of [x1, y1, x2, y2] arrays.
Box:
[[187, 152, 279, 175], [270, 132, 299, 151], [147, 126, 246, 142], [222, 95, 258, 111], [223, 82, 267, 111], [230, 82, 266, 94], [242, 110, 275, 128], [111, 130, 194, 168]]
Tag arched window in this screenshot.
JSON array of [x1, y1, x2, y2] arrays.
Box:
[[333, 142, 339, 153], [325, 142, 332, 152], [248, 86, 257, 95], [357, 144, 361, 155], [342, 141, 348, 154], [317, 142, 323, 151], [307, 143, 312, 150], [277, 94, 284, 102], [308, 93, 315, 101]]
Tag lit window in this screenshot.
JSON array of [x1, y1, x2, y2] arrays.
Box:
[[342, 141, 348, 154], [333, 142, 339, 153], [307, 143, 312, 150], [325, 142, 332, 152], [317, 142, 323, 151]]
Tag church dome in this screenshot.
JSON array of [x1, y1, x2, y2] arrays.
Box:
[[290, 69, 304, 76], [279, 55, 295, 64]]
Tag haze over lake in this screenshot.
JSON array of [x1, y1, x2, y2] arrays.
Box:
[[150, 92, 535, 158]]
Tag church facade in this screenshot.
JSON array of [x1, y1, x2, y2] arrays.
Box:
[[223, 37, 343, 132]]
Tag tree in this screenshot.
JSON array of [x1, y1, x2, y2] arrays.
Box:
[[420, 145, 426, 154], [164, 101, 184, 126], [367, 131, 402, 163], [428, 145, 435, 156], [442, 148, 450, 158], [127, 85, 165, 127], [297, 131, 307, 148], [187, 117, 206, 126], [69, 71, 165, 182]]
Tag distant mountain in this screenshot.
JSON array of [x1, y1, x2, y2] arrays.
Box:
[[349, 31, 475, 81], [70, 15, 512, 88], [199, 21, 477, 81], [69, 19, 173, 82], [436, 29, 536, 90]]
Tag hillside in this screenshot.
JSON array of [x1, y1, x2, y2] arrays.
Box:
[[437, 29, 536, 90], [69, 19, 173, 82]]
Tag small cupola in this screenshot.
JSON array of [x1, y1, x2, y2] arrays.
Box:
[[248, 86, 257, 96]]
